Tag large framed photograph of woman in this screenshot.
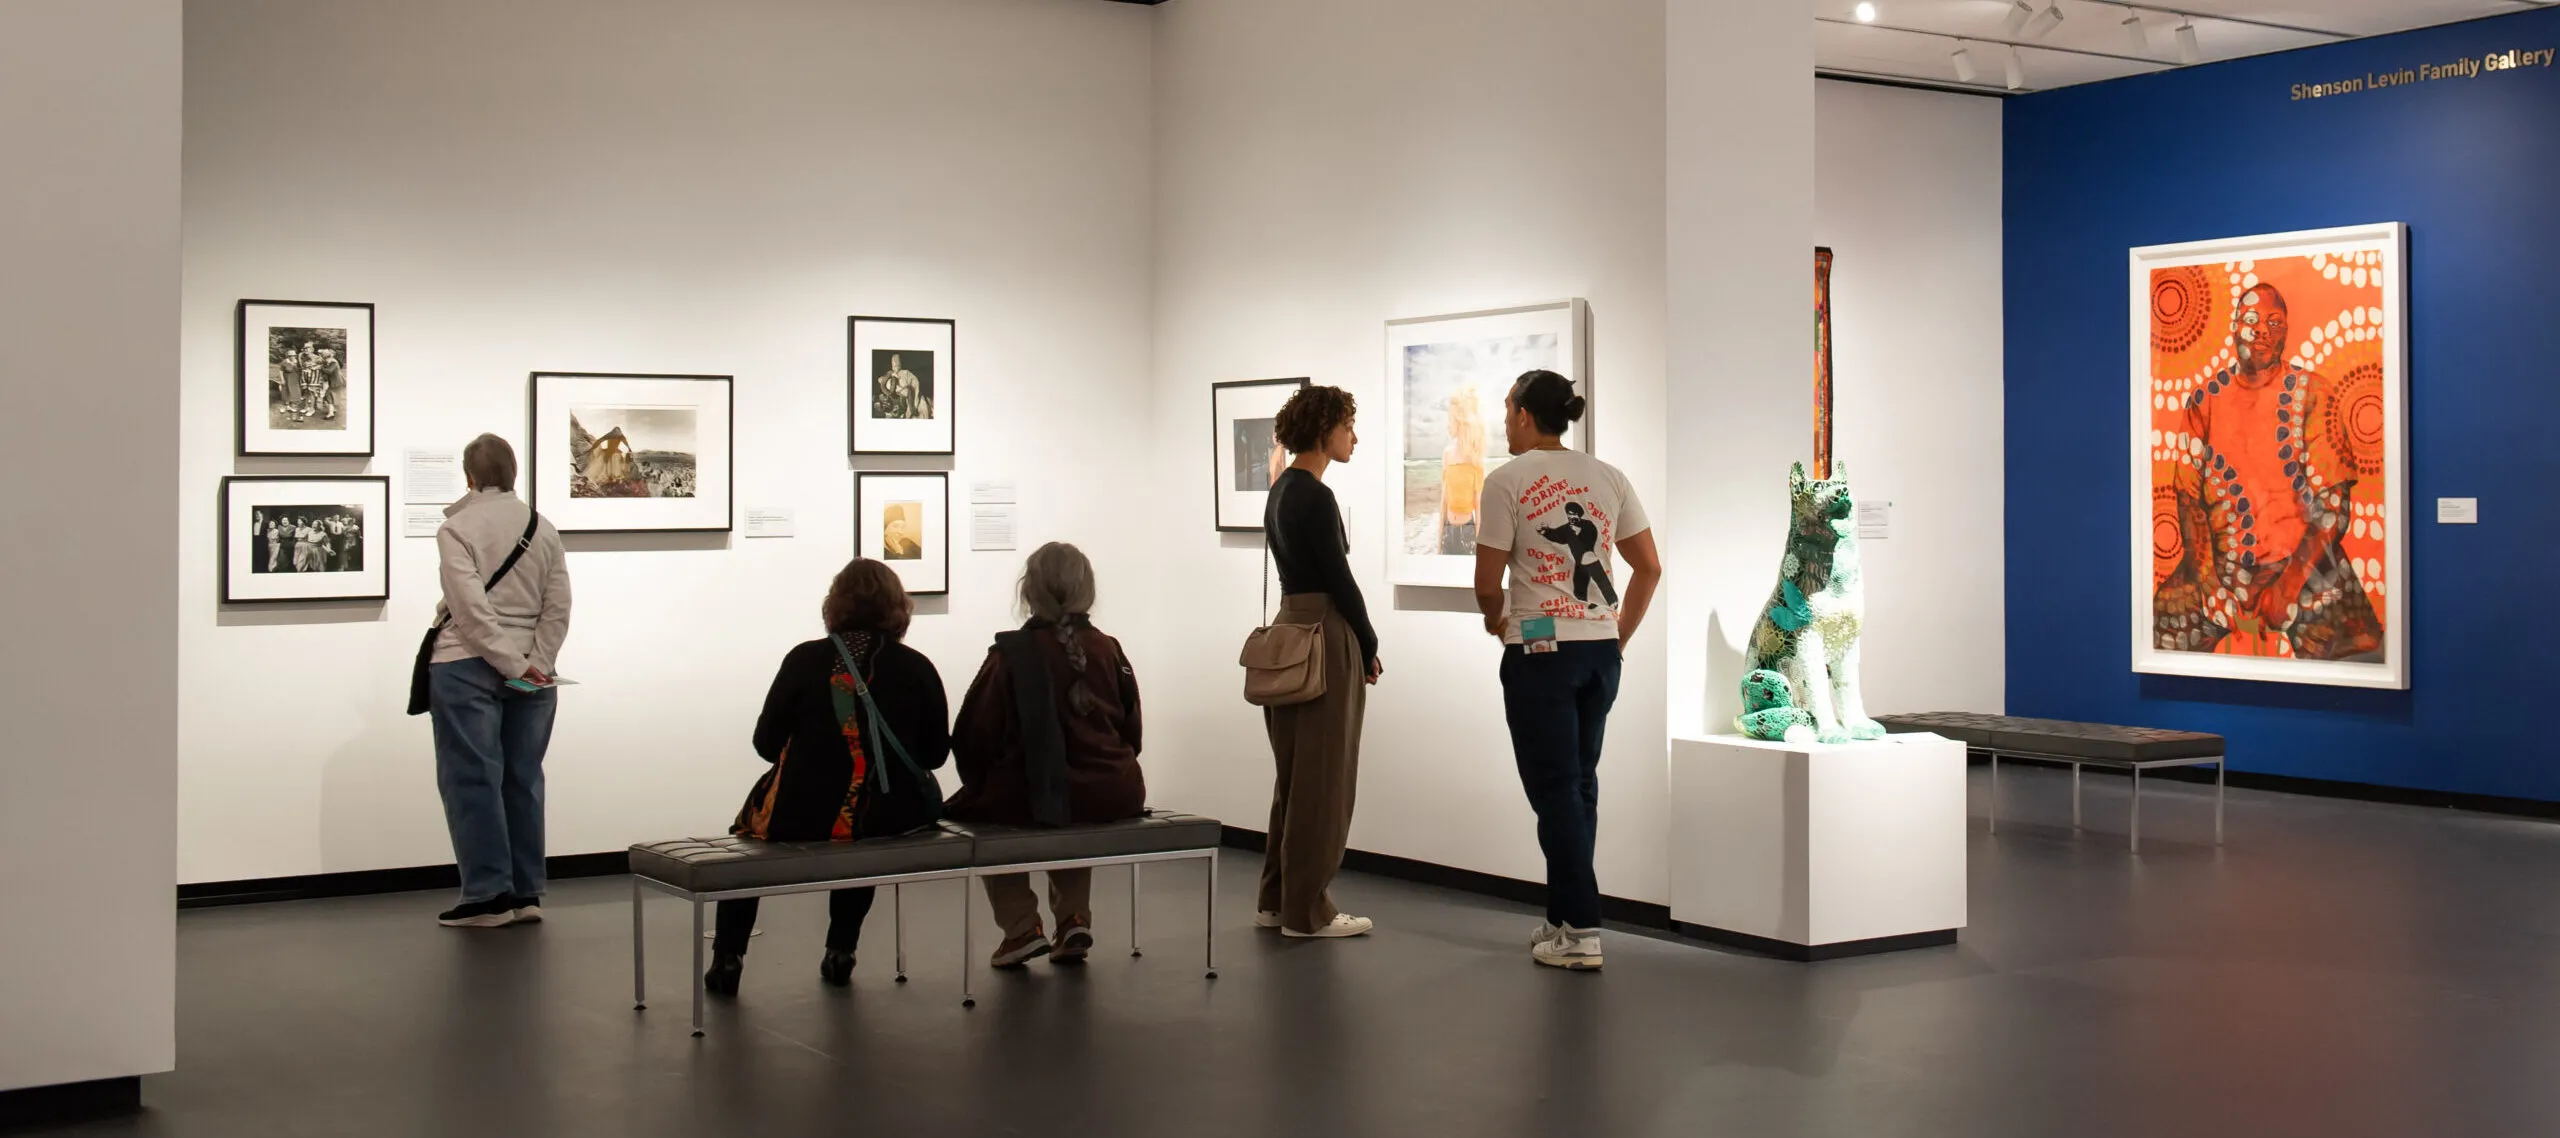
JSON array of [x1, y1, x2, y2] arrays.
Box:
[[1211, 377, 1307, 532], [1384, 299, 1589, 588], [848, 316, 957, 455], [530, 372, 735, 534], [221, 475, 391, 604], [237, 299, 375, 457], [856, 472, 950, 596]]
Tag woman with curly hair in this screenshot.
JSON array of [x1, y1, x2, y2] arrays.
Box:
[[1256, 384, 1379, 939]]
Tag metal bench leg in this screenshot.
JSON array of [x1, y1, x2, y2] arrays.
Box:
[[690, 899, 707, 1037], [1205, 849, 1219, 980], [2215, 759, 2226, 845], [1987, 753, 1999, 834], [961, 878, 976, 1009], [632, 877, 646, 1011], [2129, 768, 2142, 854], [1130, 863, 1144, 958], [894, 884, 907, 982], [2071, 763, 2082, 829]]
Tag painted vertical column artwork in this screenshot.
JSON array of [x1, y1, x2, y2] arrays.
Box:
[[1813, 247, 1835, 480]]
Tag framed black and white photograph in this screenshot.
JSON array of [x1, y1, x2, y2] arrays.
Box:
[[237, 299, 375, 456], [848, 316, 956, 455], [529, 372, 734, 534], [1211, 377, 1308, 531], [221, 476, 391, 604], [856, 472, 950, 595]]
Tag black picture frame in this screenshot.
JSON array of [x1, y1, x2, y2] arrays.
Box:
[[528, 371, 736, 534], [1211, 377, 1309, 532], [847, 315, 958, 456], [219, 475, 393, 605], [855, 471, 951, 596], [236, 299, 376, 458]]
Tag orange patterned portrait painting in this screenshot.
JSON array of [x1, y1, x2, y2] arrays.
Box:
[[2130, 224, 2408, 690]]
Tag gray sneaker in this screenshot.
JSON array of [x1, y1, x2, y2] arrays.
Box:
[[1532, 925, 1602, 970]]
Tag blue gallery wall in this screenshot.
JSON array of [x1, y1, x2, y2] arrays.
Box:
[[2004, 7, 2560, 801]]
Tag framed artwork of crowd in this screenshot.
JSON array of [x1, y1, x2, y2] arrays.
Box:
[[857, 471, 950, 596], [849, 316, 957, 456], [221, 475, 391, 604], [1210, 377, 1308, 532], [2130, 222, 2407, 690], [237, 299, 375, 457], [530, 371, 736, 535], [1383, 299, 1590, 588]]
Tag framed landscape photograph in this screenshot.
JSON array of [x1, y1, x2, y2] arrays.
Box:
[[237, 299, 375, 456], [2130, 222, 2407, 689], [848, 316, 956, 455], [856, 472, 950, 596], [1211, 377, 1307, 531], [530, 372, 734, 534], [220, 475, 391, 604], [1384, 299, 1589, 588]]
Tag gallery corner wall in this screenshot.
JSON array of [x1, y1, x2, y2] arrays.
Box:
[[2004, 5, 2560, 800]]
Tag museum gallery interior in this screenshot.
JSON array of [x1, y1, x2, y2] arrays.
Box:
[[6, 0, 2559, 1133]]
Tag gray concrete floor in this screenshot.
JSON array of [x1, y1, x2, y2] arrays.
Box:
[[31, 765, 2560, 1138]]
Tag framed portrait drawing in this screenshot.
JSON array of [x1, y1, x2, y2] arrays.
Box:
[[529, 372, 734, 534], [857, 472, 950, 596], [1384, 299, 1589, 588], [221, 475, 391, 604], [237, 299, 375, 457], [1211, 377, 1308, 531], [2130, 222, 2407, 689], [849, 316, 956, 455]]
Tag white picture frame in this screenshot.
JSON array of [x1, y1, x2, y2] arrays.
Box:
[[2129, 222, 2408, 689], [848, 316, 957, 455], [857, 472, 951, 596], [529, 372, 735, 534], [236, 300, 374, 457], [1211, 377, 1308, 532], [221, 476, 391, 604], [1384, 299, 1590, 588]]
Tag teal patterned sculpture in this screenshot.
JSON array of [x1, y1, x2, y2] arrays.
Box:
[[1737, 462, 1885, 745]]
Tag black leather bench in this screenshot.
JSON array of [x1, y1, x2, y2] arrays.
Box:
[[1877, 713, 2225, 853], [629, 810, 1222, 1035]]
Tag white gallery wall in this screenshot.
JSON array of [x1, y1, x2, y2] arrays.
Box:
[[178, 0, 1156, 883], [1, 0, 181, 1091]]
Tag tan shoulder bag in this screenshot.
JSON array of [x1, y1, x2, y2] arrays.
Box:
[[1240, 541, 1326, 707]]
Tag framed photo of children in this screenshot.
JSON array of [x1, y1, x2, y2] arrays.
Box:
[[1211, 377, 1308, 532], [2130, 222, 2408, 690], [221, 476, 391, 604], [856, 472, 950, 595], [848, 316, 956, 455], [237, 299, 375, 457], [529, 372, 735, 534], [1383, 299, 1589, 588]]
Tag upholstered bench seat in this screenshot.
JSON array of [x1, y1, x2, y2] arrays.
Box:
[[1877, 712, 2226, 853], [947, 811, 1224, 867], [628, 828, 976, 896]]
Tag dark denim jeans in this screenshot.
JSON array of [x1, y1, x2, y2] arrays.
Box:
[[1499, 639, 1622, 930], [429, 658, 557, 904]]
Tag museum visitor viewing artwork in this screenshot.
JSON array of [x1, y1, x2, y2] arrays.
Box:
[[531, 372, 735, 534], [857, 471, 950, 594], [1384, 300, 1588, 587], [235, 299, 374, 458], [2131, 223, 2408, 689], [848, 316, 957, 455], [1209, 377, 1307, 531], [218, 475, 391, 604]]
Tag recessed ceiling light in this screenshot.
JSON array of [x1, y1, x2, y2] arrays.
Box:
[[1853, 2, 1877, 23]]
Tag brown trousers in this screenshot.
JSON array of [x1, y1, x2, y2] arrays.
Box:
[[1257, 595, 1366, 934], [983, 869, 1092, 941]]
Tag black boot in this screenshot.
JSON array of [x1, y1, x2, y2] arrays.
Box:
[[704, 951, 744, 997], [819, 949, 855, 987]]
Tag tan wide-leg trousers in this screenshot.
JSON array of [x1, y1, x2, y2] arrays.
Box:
[[1257, 595, 1366, 934], [983, 869, 1093, 941]]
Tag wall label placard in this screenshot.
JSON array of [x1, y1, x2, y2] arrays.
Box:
[[2437, 498, 2479, 525], [2291, 44, 2554, 102]]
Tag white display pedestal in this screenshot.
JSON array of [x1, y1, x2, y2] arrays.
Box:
[[1668, 733, 1967, 960]]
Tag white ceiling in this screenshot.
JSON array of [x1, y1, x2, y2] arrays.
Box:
[[1814, 0, 2556, 93]]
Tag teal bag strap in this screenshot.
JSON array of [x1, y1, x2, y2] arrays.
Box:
[[829, 634, 942, 821]]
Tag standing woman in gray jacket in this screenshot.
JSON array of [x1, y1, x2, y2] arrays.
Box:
[[428, 433, 573, 928]]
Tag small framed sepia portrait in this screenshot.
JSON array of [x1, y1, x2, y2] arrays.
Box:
[[221, 475, 391, 604], [1211, 377, 1308, 531], [856, 471, 950, 596], [848, 316, 956, 455], [237, 299, 375, 457]]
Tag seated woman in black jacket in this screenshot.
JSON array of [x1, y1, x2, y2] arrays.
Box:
[[707, 559, 950, 995]]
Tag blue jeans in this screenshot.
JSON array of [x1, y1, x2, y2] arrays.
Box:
[[429, 658, 557, 904], [1500, 640, 1622, 930]]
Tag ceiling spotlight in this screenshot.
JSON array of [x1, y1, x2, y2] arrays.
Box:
[[2023, 2, 2065, 39], [2121, 9, 2150, 54], [2005, 44, 2027, 90], [2002, 0, 2037, 36], [2175, 18, 2200, 64], [1853, 1, 1877, 22], [1952, 45, 1979, 83]]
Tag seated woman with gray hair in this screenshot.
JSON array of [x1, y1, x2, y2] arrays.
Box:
[[947, 542, 1147, 969]]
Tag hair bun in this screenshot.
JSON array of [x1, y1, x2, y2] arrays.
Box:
[[1564, 395, 1587, 420]]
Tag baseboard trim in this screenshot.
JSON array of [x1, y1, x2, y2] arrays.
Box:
[[1672, 923, 1959, 961], [1218, 826, 1674, 930], [1972, 754, 2560, 822], [0, 1075, 141, 1128], [177, 851, 630, 909]]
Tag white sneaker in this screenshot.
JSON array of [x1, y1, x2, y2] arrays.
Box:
[[1530, 920, 1561, 947], [1532, 926, 1602, 970], [512, 902, 544, 924], [1281, 913, 1374, 938], [1254, 910, 1284, 929]]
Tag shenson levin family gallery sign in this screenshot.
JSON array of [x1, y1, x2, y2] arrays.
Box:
[[2292, 44, 2555, 102]]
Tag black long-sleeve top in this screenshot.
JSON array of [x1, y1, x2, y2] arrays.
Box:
[[1265, 467, 1379, 668], [738, 634, 951, 841]]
